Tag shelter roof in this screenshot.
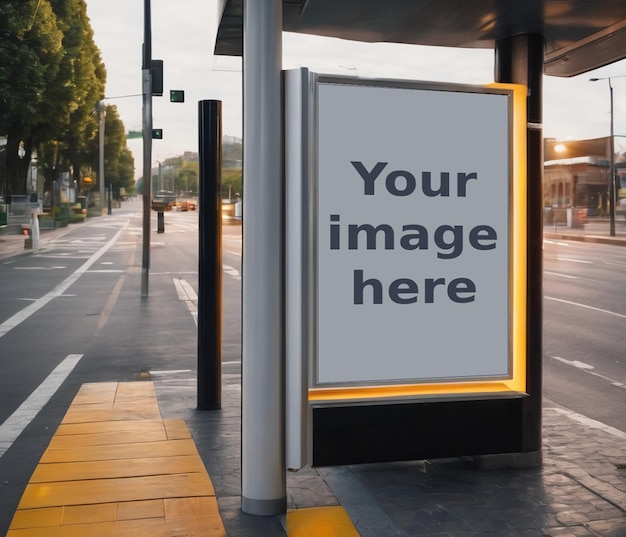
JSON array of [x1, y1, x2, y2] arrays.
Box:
[[214, 0, 626, 77]]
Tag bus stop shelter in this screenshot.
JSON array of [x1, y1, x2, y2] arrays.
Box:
[[212, 0, 626, 516]]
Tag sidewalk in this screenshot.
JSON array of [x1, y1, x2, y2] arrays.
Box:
[[544, 217, 626, 245], [2, 218, 626, 536], [0, 223, 71, 260]]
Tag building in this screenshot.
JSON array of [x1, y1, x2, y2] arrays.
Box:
[[544, 157, 609, 216]]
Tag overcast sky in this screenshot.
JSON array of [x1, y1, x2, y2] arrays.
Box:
[[86, 0, 626, 173]]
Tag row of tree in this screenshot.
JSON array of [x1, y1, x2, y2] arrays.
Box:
[[0, 0, 134, 201]]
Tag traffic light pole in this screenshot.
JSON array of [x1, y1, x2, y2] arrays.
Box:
[[141, 0, 153, 297]]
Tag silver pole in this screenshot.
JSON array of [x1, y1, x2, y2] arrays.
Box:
[[609, 79, 616, 237], [141, 0, 152, 298], [241, 0, 286, 516], [97, 100, 106, 216]]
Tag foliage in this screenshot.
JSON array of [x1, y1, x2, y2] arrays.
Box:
[[0, 0, 133, 199], [222, 169, 242, 200], [0, 0, 63, 194], [82, 104, 135, 199]]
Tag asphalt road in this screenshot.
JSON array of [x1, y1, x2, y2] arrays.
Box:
[[544, 236, 626, 433]]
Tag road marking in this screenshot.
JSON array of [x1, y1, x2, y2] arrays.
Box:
[[556, 256, 593, 264], [544, 271, 578, 279], [173, 278, 198, 327], [13, 266, 67, 270], [544, 240, 570, 246], [96, 275, 125, 334], [545, 296, 626, 320], [552, 356, 594, 369], [150, 370, 193, 375], [223, 264, 241, 280], [0, 354, 83, 458], [550, 355, 626, 389], [0, 228, 124, 339]]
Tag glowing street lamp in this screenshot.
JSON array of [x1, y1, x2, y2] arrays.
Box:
[[589, 76, 621, 236]]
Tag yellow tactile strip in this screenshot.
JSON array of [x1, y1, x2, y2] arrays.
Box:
[[286, 506, 361, 537], [6, 381, 226, 537]]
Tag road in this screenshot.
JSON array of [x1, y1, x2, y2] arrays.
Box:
[[544, 236, 626, 432]]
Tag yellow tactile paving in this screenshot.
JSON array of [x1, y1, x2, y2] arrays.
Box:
[[6, 381, 226, 537], [39, 438, 200, 463], [286, 506, 361, 537]]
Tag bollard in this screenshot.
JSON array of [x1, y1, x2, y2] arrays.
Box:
[[157, 211, 164, 233], [21, 225, 32, 249]]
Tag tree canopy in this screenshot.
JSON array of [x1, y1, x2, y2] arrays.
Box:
[[0, 0, 134, 199]]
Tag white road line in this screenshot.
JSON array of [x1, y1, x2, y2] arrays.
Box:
[[551, 356, 594, 370], [0, 228, 124, 339], [173, 278, 198, 327], [544, 271, 578, 279], [545, 296, 626, 320], [556, 256, 593, 264], [13, 266, 66, 271], [150, 369, 192, 375], [0, 354, 83, 458], [223, 264, 241, 280], [550, 356, 626, 389]]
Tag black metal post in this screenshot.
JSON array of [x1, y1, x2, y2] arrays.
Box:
[[157, 211, 164, 233], [197, 100, 222, 410], [495, 34, 544, 456]]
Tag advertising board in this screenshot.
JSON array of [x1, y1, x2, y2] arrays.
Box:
[[311, 77, 526, 395]]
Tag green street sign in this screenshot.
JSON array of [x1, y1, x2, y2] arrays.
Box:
[[170, 90, 185, 103], [127, 130, 142, 139]]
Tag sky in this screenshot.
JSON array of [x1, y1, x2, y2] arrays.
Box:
[[85, 1, 626, 175]]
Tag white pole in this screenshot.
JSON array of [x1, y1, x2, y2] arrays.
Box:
[[241, 0, 286, 516], [97, 101, 106, 216]]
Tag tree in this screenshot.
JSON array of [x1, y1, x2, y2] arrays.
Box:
[[0, 0, 107, 197], [177, 167, 198, 195], [0, 0, 63, 195], [82, 105, 134, 199], [39, 0, 106, 194], [222, 169, 242, 200]]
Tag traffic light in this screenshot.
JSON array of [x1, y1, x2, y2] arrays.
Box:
[[152, 128, 163, 139], [170, 90, 185, 103], [151, 60, 163, 96]]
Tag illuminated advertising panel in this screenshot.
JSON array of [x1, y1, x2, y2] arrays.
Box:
[[312, 77, 526, 398]]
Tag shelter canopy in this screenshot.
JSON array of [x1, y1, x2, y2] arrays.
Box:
[[214, 0, 626, 77]]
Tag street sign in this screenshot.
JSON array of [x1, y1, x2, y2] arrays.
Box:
[[170, 90, 185, 103]]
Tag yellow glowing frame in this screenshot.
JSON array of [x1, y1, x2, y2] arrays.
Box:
[[309, 82, 527, 403]]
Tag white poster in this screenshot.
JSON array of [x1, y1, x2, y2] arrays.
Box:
[[315, 80, 513, 385]]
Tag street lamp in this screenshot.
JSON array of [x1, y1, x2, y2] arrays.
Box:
[[589, 76, 622, 236], [95, 99, 107, 217]]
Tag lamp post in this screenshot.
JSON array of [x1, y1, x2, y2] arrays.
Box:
[[590, 76, 619, 236], [96, 100, 107, 217]]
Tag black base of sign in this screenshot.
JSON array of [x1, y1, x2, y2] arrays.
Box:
[[311, 396, 528, 467]]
